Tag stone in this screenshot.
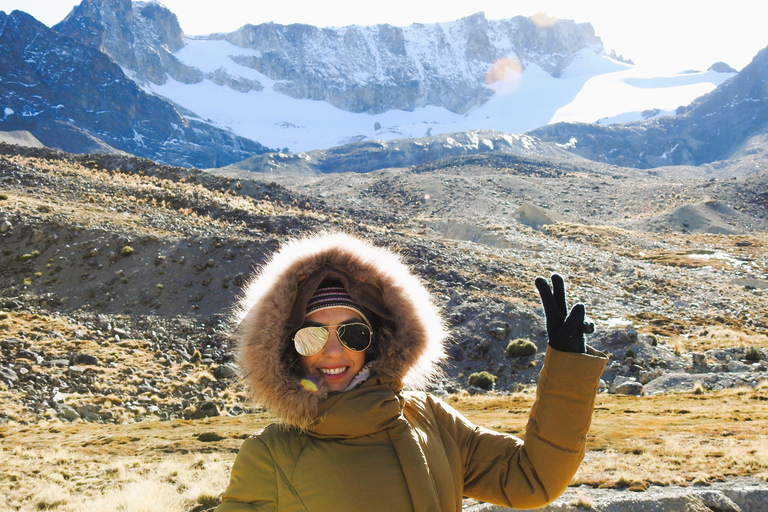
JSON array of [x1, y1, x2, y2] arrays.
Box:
[[639, 370, 659, 385], [16, 349, 41, 363], [612, 379, 644, 395], [190, 401, 220, 419], [607, 327, 639, 345], [489, 326, 509, 341], [76, 404, 101, 422], [59, 405, 81, 422], [214, 363, 239, 380], [727, 360, 751, 373], [0, 367, 18, 383], [1, 337, 23, 350], [447, 345, 465, 361], [197, 432, 224, 442], [692, 352, 707, 364], [71, 354, 99, 366]]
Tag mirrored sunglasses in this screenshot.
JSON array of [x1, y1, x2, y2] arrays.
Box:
[[293, 323, 372, 356]]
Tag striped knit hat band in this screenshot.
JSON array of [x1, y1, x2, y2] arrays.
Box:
[[306, 284, 372, 328]]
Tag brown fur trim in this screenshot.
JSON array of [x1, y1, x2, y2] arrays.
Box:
[[232, 231, 448, 428]]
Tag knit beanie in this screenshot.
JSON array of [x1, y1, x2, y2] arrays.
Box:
[[306, 283, 372, 328]]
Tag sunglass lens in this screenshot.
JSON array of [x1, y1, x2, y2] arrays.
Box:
[[338, 323, 371, 351], [294, 327, 329, 356]]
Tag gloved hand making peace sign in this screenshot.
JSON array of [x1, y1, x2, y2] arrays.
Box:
[[535, 274, 594, 353]]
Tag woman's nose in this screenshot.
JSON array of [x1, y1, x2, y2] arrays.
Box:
[[321, 330, 345, 355]]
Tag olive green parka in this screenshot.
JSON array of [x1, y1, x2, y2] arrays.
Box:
[[217, 232, 607, 511]]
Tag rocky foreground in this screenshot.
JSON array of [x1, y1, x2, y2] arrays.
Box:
[[1, 143, 767, 510], [1, 143, 767, 417]]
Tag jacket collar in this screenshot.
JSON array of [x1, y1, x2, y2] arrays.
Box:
[[307, 377, 404, 439]]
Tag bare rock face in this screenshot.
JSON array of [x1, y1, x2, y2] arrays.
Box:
[[53, 0, 194, 85], [217, 12, 604, 114]]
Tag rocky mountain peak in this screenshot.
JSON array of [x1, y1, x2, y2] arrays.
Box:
[[53, 0, 185, 84]]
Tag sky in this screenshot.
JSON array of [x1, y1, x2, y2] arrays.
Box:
[[1, 0, 767, 73]]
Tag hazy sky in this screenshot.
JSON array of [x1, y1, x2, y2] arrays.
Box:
[[2, 0, 767, 72]]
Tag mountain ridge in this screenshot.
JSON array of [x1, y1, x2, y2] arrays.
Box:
[[0, 0, 759, 171]]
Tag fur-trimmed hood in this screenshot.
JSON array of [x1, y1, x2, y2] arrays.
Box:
[[233, 231, 448, 428]]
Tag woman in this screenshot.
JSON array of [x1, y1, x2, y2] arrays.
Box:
[[217, 231, 607, 511]]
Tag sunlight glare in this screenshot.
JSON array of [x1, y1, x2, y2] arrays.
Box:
[[301, 378, 319, 392], [486, 57, 523, 94], [529, 11, 558, 29]]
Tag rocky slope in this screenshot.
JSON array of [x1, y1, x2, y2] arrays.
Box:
[[215, 130, 584, 175], [2, 142, 767, 425], [1, 142, 767, 512]]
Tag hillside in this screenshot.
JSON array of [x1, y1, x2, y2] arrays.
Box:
[[1, 143, 767, 510], [3, 141, 767, 414], [0, 9, 273, 168]]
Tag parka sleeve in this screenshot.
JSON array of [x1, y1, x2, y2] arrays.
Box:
[[215, 436, 278, 512], [432, 346, 607, 510]]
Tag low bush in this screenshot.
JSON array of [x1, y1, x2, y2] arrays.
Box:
[[745, 346, 763, 362], [506, 338, 537, 358], [468, 371, 496, 390]]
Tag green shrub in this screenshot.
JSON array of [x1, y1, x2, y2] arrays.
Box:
[[120, 246, 135, 257], [468, 371, 496, 390], [506, 338, 537, 358], [744, 346, 763, 362]]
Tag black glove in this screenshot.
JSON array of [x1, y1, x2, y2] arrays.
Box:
[[535, 274, 594, 353]]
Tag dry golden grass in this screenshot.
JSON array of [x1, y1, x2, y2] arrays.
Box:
[[0, 415, 260, 511], [450, 384, 768, 489], [0, 154, 330, 239], [3, 386, 766, 511]]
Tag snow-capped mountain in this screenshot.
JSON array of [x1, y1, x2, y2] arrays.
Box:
[[0, 8, 272, 168], [530, 45, 768, 168], [48, 0, 735, 154], [1, 0, 753, 171]]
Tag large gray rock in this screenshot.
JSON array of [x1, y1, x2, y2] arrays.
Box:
[[465, 478, 768, 511]]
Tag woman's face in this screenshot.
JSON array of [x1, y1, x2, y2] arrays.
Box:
[[299, 307, 367, 392]]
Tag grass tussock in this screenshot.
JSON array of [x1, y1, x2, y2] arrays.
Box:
[[2, 442, 232, 512]]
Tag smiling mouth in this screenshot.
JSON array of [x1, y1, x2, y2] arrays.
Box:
[[319, 367, 348, 376]]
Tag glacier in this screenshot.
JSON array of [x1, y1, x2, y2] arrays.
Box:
[[143, 35, 733, 153]]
